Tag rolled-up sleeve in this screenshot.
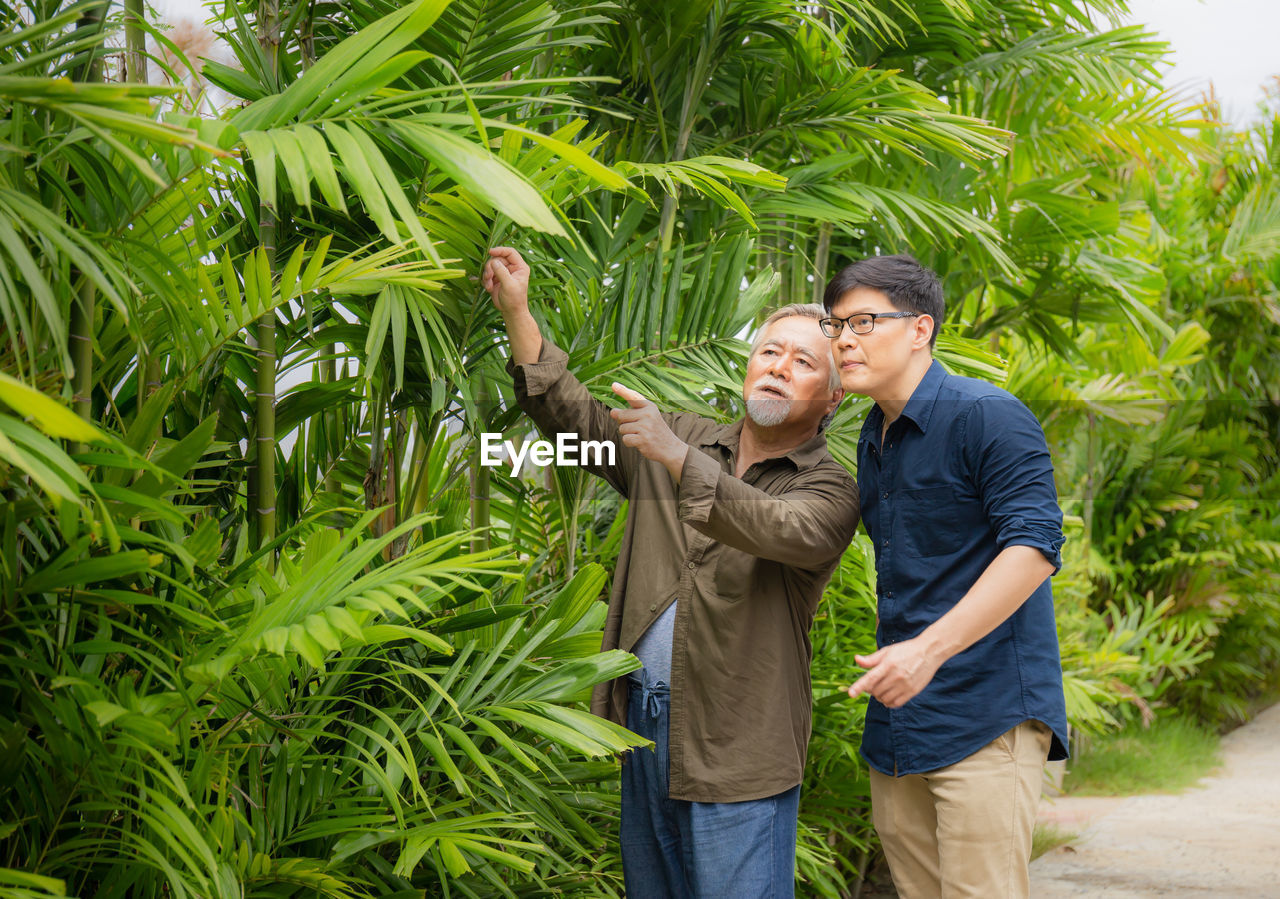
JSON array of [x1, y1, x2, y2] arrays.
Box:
[[506, 339, 640, 495], [677, 448, 860, 568], [965, 396, 1064, 572], [510, 341, 573, 397]]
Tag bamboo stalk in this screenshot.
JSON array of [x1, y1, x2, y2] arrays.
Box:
[[812, 222, 833, 306], [658, 37, 710, 253], [385, 408, 405, 558], [469, 379, 491, 554], [123, 0, 164, 444], [68, 7, 104, 453], [789, 222, 806, 304], [251, 0, 281, 561], [1084, 409, 1096, 554], [123, 0, 146, 84], [322, 343, 340, 494], [255, 237, 278, 560], [364, 386, 386, 527], [69, 283, 94, 454]]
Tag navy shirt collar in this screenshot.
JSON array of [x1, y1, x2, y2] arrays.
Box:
[[858, 358, 949, 447]]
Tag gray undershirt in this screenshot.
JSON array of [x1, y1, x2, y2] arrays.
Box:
[[630, 601, 676, 686]]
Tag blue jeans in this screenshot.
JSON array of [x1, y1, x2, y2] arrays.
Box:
[[620, 677, 800, 898]]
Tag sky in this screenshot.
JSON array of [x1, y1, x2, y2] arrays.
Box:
[[1123, 0, 1280, 124]]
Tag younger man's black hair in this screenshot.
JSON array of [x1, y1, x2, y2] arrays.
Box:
[[822, 254, 944, 349]]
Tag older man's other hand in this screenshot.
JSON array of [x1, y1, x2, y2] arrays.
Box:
[[482, 246, 531, 317]]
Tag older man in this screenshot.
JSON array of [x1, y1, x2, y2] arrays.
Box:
[[482, 247, 859, 898]]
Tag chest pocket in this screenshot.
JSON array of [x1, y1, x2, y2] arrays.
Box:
[[901, 485, 965, 558], [713, 547, 755, 603]]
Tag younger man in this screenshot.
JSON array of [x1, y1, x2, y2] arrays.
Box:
[[822, 255, 1067, 898]]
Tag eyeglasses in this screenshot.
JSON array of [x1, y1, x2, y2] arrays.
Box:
[[818, 311, 919, 338]]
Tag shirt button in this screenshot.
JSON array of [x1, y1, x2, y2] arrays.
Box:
[[882, 538, 888, 547], [881, 491, 888, 499], [649, 603, 657, 612], [686, 561, 696, 569]]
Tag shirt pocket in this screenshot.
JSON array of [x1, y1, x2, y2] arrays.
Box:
[[901, 485, 964, 558], [713, 547, 755, 603]]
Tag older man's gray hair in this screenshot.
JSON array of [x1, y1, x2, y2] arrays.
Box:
[[748, 303, 841, 392]]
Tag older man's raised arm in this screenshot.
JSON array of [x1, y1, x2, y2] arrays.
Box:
[[483, 247, 656, 495], [483, 247, 542, 365]]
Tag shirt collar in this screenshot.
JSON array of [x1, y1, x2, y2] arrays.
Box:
[[857, 358, 949, 445], [898, 359, 948, 434], [699, 419, 829, 470]]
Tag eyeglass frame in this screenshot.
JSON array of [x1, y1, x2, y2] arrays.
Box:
[[818, 310, 921, 338]]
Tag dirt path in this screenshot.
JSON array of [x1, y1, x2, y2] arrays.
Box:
[[1031, 702, 1280, 897]]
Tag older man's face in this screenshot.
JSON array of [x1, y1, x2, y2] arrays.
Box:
[[742, 316, 841, 431]]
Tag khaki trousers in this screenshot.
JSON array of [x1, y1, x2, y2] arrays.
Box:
[[869, 719, 1051, 899]]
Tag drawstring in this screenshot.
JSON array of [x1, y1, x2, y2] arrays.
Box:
[[631, 670, 669, 719], [641, 680, 668, 718]]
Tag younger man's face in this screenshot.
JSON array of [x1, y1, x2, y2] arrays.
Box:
[[828, 286, 928, 401]]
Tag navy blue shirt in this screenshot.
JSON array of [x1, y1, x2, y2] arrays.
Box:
[[857, 359, 1068, 775]]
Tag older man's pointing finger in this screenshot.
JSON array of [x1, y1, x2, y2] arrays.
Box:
[[609, 382, 689, 481]]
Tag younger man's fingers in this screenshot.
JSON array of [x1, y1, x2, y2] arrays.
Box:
[[847, 677, 869, 699], [853, 649, 884, 669], [881, 691, 908, 709]]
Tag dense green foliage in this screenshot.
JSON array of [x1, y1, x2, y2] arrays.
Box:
[[1, 0, 1277, 896]]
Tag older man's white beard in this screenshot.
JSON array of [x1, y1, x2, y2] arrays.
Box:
[[746, 396, 792, 428]]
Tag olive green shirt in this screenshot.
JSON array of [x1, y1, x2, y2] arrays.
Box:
[[510, 339, 860, 802]]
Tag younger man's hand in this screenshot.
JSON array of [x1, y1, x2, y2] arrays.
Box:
[[482, 246, 531, 317], [846, 637, 944, 709], [610, 383, 689, 480]]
